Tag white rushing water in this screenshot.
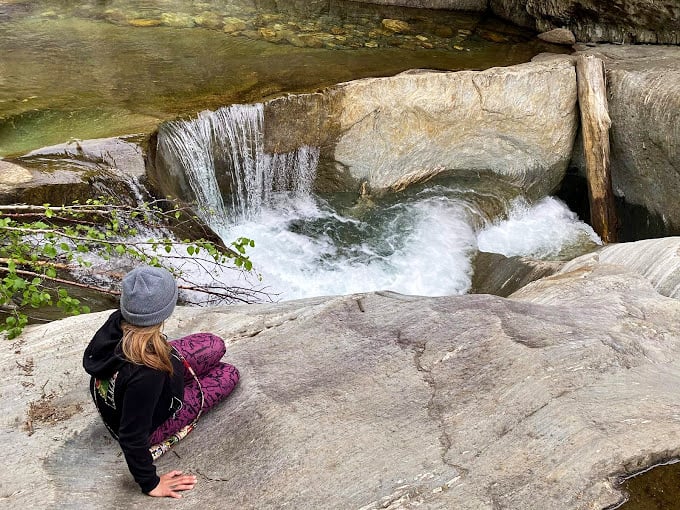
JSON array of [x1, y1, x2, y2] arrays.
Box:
[[155, 103, 602, 302], [220, 193, 600, 300]]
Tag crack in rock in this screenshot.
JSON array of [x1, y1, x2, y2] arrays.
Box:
[[236, 315, 299, 338], [395, 330, 457, 472]]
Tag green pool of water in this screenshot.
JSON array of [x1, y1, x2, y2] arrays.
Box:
[[0, 0, 568, 157]]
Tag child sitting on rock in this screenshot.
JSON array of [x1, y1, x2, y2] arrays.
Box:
[[83, 265, 239, 498]]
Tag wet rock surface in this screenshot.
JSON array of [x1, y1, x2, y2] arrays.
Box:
[[470, 251, 562, 297], [490, 0, 680, 45], [0, 136, 148, 205], [5, 258, 680, 508]]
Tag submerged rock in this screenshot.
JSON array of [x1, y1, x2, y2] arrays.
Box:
[[5, 260, 680, 508], [382, 18, 411, 33], [193, 11, 223, 30], [127, 18, 162, 28], [160, 12, 195, 29], [222, 16, 247, 33]]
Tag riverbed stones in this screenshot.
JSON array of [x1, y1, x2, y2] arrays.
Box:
[[6, 259, 680, 508]]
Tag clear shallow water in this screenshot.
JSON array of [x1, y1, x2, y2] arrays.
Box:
[[0, 0, 568, 156]]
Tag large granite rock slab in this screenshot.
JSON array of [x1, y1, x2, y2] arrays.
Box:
[[328, 60, 577, 198], [4, 259, 680, 509], [149, 59, 578, 202]]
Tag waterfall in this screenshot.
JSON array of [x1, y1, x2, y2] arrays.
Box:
[[156, 103, 320, 235], [154, 103, 599, 302]]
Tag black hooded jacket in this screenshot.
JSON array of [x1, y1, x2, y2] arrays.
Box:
[[83, 311, 184, 493]]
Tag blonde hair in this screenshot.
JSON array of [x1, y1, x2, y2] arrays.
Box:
[[121, 321, 174, 375]]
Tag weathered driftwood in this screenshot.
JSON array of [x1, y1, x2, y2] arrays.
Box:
[[576, 54, 618, 243]]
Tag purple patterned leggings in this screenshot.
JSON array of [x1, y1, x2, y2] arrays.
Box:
[[149, 333, 239, 445]]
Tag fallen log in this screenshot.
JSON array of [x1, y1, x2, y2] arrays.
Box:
[[576, 54, 618, 243]]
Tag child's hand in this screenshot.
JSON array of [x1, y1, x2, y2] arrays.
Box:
[[148, 470, 197, 498]]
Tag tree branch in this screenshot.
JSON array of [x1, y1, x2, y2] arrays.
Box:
[[0, 265, 120, 296]]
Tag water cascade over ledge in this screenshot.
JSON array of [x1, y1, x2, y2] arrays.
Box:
[[157, 103, 320, 231], [155, 102, 602, 301]]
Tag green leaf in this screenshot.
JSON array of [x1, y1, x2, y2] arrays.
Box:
[[43, 244, 57, 258]]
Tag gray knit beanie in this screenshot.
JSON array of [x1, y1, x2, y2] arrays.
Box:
[[120, 266, 178, 327]]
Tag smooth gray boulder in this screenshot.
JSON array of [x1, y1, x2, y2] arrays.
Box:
[[5, 260, 680, 509], [329, 60, 577, 198], [560, 237, 680, 300]]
